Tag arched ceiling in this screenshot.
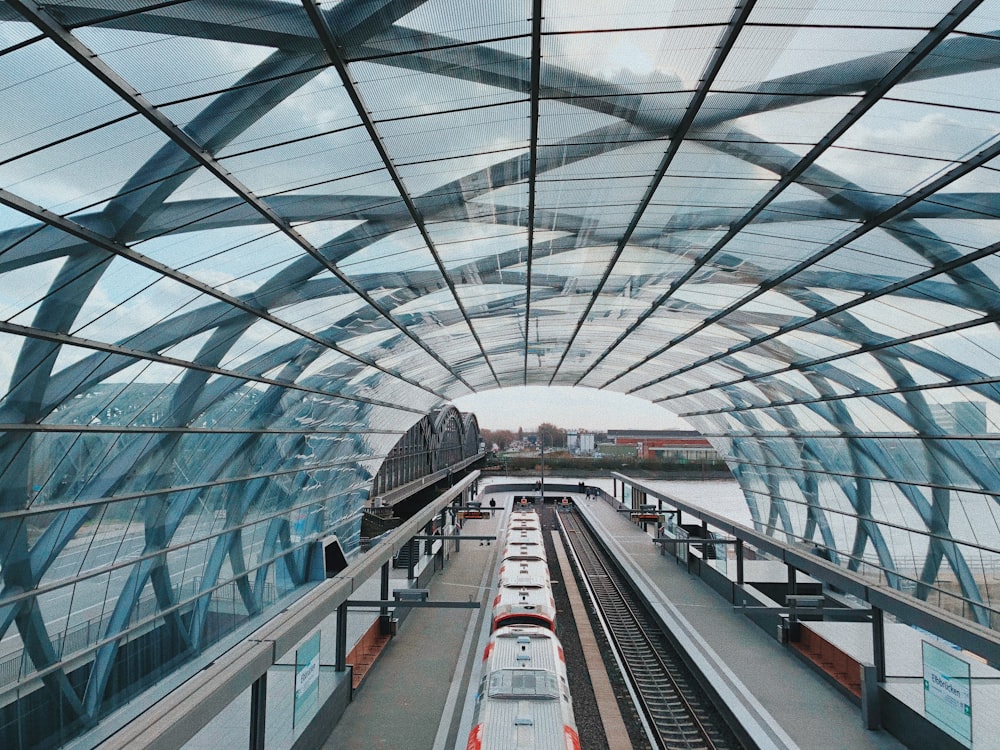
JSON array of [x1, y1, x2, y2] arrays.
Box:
[[2, 0, 1000, 681], [0, 0, 995, 408]]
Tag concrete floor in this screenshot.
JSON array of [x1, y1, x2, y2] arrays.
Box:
[[321, 512, 504, 750]]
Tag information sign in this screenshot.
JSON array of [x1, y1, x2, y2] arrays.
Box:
[[922, 640, 972, 747], [294, 631, 321, 728]]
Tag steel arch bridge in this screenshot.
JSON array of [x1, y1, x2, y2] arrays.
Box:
[[1, 0, 1000, 745], [370, 405, 482, 497]]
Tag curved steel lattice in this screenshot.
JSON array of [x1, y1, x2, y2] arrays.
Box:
[[1, 0, 1000, 744], [370, 405, 481, 496]]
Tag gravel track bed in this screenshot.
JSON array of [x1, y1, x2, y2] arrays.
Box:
[[539, 505, 651, 750]]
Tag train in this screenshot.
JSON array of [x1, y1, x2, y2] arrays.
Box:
[[493, 515, 555, 631], [465, 508, 580, 750]]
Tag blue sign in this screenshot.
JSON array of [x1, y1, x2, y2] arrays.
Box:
[[294, 631, 321, 729]]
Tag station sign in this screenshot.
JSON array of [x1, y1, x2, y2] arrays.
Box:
[[922, 640, 972, 747], [294, 631, 322, 728]]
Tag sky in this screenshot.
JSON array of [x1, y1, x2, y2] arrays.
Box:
[[451, 385, 691, 432]]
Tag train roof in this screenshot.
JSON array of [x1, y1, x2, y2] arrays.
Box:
[[505, 528, 544, 547], [501, 544, 546, 563], [510, 513, 540, 522], [487, 626, 563, 673], [498, 569, 549, 589]]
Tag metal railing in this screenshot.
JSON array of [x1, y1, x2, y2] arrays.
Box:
[[612, 472, 1000, 664]]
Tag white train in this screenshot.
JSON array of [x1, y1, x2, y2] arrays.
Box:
[[465, 508, 579, 749], [466, 625, 580, 750], [500, 518, 546, 565], [494, 511, 555, 630], [506, 526, 545, 548], [508, 509, 541, 531], [492, 580, 556, 631], [498, 557, 549, 589]]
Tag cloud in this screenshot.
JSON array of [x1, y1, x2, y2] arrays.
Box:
[[452, 385, 690, 431]]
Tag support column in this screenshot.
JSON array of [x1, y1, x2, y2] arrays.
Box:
[[736, 539, 744, 587], [336, 603, 348, 672], [539, 441, 545, 504], [872, 606, 886, 682], [379, 561, 390, 633], [786, 566, 799, 640], [249, 673, 267, 750], [438, 509, 447, 568], [861, 663, 881, 730]]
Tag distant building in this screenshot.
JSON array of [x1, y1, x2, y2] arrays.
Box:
[[607, 429, 719, 461], [567, 430, 595, 454]]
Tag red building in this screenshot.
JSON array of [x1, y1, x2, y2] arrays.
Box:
[[607, 429, 718, 461]]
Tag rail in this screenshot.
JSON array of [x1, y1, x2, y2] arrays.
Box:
[[560, 509, 741, 750]]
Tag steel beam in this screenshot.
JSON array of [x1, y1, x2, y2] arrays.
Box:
[[592, 0, 986, 391], [302, 0, 499, 389], [553, 0, 759, 384], [345, 600, 480, 609]]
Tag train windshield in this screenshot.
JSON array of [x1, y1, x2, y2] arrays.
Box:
[[487, 670, 559, 699]]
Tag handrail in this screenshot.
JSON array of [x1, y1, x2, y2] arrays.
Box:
[[612, 472, 1000, 665]]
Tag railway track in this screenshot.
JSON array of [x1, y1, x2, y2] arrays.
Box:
[[560, 509, 743, 750]]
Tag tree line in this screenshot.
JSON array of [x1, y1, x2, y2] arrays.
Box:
[[480, 423, 570, 450]]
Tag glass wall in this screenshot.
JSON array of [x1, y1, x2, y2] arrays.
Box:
[[2, 1, 1000, 745]]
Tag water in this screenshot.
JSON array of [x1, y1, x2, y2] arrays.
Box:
[[485, 475, 751, 526], [641, 479, 752, 526]]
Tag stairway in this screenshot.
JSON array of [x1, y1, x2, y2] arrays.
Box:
[[391, 539, 419, 569]]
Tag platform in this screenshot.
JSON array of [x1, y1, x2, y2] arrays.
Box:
[[317, 491, 636, 750], [308, 484, 913, 750], [172, 529, 470, 750], [571, 492, 906, 750], [806, 620, 1000, 747], [320, 510, 505, 750]]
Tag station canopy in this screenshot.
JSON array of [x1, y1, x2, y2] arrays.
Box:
[[2, 4, 1000, 718]]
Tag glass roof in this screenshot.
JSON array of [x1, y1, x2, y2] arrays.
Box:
[[2, 0, 1000, 740]]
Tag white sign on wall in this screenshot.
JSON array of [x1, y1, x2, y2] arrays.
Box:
[[922, 640, 972, 747]]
